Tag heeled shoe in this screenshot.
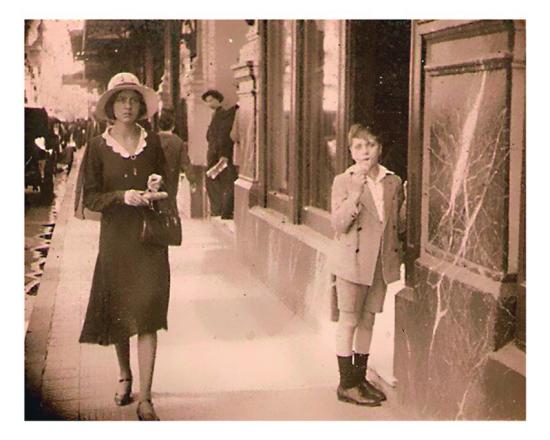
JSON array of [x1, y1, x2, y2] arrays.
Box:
[[137, 400, 160, 421], [114, 377, 133, 406]]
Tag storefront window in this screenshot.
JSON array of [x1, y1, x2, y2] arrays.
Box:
[[267, 20, 293, 195], [308, 20, 340, 211]]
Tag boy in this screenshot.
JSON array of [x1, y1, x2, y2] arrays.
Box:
[[330, 124, 406, 406]]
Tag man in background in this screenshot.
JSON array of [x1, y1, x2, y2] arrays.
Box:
[[201, 89, 238, 219]]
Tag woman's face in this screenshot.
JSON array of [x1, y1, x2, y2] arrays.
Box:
[[112, 90, 142, 123], [349, 134, 382, 169]]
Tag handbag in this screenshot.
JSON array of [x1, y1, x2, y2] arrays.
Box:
[[140, 197, 182, 246]]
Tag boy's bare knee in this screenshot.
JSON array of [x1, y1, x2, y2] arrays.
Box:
[[339, 310, 360, 327], [359, 311, 375, 330]]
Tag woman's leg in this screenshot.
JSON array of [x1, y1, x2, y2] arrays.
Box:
[[115, 339, 132, 377], [137, 331, 158, 402], [114, 339, 132, 403], [115, 339, 132, 382]]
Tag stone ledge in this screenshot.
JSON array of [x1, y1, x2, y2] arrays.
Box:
[[248, 206, 332, 256], [488, 342, 525, 377]]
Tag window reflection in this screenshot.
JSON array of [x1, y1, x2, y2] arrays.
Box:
[[310, 20, 339, 211], [269, 20, 292, 194]]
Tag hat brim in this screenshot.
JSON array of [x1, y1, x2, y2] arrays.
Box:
[[94, 84, 159, 121]]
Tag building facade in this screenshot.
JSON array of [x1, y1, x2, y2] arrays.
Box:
[[72, 19, 526, 420], [220, 19, 526, 420]]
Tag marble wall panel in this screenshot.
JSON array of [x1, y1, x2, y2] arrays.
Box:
[[426, 68, 509, 275], [395, 260, 520, 419]]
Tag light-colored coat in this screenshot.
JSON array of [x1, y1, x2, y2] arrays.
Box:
[[330, 164, 406, 286]]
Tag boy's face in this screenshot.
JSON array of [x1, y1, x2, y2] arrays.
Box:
[[349, 135, 381, 169]]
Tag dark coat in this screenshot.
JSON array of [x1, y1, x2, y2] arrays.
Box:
[[206, 106, 237, 167]]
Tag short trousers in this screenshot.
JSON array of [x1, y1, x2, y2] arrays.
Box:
[[336, 257, 387, 315]]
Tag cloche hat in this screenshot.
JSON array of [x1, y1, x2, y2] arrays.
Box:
[[95, 72, 159, 121]]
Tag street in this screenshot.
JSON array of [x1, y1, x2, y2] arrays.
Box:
[[24, 155, 410, 421], [24, 169, 69, 332]]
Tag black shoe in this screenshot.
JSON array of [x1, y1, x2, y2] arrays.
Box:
[[337, 385, 382, 406], [358, 379, 387, 402], [353, 352, 387, 402], [336, 355, 381, 406], [114, 377, 133, 406]]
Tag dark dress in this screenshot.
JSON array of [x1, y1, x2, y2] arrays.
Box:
[[79, 129, 170, 346]]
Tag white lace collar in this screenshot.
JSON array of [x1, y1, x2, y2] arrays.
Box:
[[102, 125, 148, 158]]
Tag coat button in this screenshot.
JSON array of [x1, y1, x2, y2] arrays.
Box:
[[357, 227, 362, 231], [356, 249, 360, 253]]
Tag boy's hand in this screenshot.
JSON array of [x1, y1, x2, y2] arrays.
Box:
[[349, 172, 367, 204], [355, 158, 374, 174]]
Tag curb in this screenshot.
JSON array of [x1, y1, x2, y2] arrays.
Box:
[[24, 151, 83, 420]]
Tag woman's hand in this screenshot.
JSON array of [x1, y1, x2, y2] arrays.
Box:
[[147, 174, 163, 192], [124, 189, 149, 206]]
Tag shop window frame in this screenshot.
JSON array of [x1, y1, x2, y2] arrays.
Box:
[[300, 20, 352, 238], [264, 20, 301, 221]]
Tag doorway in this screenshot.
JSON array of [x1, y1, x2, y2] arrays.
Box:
[[349, 20, 411, 385], [349, 20, 410, 179]]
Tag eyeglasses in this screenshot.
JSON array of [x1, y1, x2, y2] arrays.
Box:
[[115, 95, 141, 105]]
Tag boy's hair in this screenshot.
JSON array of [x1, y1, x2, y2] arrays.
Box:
[[159, 110, 175, 131], [104, 90, 147, 121], [201, 89, 224, 103], [347, 123, 380, 147]]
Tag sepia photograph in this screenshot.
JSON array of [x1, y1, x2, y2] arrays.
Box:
[[17, 1, 535, 429]]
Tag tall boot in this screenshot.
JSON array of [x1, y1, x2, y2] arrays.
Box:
[[353, 352, 386, 402], [336, 356, 381, 406]]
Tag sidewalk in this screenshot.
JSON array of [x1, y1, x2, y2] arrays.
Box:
[[25, 155, 411, 421]]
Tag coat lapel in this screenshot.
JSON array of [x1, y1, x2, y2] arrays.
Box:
[[382, 176, 395, 226]]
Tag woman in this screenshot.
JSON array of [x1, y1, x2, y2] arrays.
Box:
[[78, 72, 170, 421]]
